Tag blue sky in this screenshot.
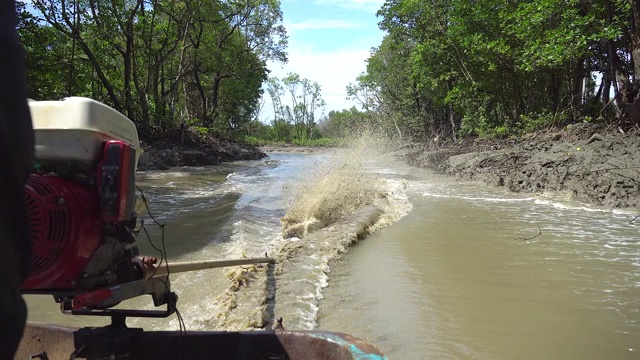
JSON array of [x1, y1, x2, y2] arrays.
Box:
[[262, 0, 385, 121]]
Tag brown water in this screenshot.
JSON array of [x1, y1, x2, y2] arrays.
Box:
[[25, 152, 640, 359], [319, 164, 640, 359]]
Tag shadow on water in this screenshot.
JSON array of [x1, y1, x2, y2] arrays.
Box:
[[262, 262, 277, 330], [137, 192, 241, 258]]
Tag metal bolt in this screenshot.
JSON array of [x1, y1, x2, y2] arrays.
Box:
[[57, 197, 65, 206]]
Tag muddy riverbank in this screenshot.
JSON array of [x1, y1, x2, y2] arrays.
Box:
[[137, 125, 640, 209], [402, 123, 640, 208], [137, 129, 266, 170]]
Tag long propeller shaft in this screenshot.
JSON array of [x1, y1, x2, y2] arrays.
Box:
[[147, 257, 274, 277]]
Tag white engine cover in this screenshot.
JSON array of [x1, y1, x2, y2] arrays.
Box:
[[28, 97, 141, 168]]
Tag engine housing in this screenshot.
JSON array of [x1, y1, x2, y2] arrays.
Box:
[[21, 97, 142, 293], [22, 174, 103, 289]]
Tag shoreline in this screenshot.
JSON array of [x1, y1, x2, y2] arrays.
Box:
[[136, 129, 266, 171], [259, 144, 340, 154], [400, 123, 640, 209], [136, 126, 639, 210]]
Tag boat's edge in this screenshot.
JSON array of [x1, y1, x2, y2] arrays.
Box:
[[17, 322, 387, 359]]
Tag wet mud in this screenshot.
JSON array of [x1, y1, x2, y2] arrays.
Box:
[[137, 129, 266, 170], [402, 124, 640, 208]]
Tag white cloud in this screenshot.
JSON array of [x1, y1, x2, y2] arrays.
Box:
[[257, 0, 386, 123], [285, 19, 365, 31], [312, 0, 385, 12], [261, 46, 372, 122]]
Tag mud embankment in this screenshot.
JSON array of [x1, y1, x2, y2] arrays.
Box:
[[137, 129, 266, 171], [403, 124, 640, 208]]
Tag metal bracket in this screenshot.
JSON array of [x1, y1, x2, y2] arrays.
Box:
[[28, 351, 49, 359], [60, 276, 177, 318], [71, 316, 143, 360]]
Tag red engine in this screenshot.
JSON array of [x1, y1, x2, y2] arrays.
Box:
[[22, 175, 103, 289], [22, 141, 140, 292]]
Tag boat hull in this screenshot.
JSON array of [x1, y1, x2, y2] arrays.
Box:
[[17, 322, 386, 359]]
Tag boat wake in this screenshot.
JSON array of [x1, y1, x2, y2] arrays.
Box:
[[212, 143, 413, 331], [129, 143, 412, 333]]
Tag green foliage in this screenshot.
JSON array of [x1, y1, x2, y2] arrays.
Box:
[[19, 0, 288, 138], [16, 4, 70, 100], [349, 0, 636, 140], [192, 126, 210, 137], [244, 136, 273, 146], [519, 112, 570, 134], [319, 107, 364, 138], [265, 74, 325, 142], [291, 138, 343, 147], [243, 135, 342, 147], [492, 126, 508, 139]]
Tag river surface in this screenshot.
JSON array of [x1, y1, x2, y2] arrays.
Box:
[[26, 151, 640, 359]]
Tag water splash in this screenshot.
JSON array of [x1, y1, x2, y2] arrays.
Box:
[[262, 136, 413, 329], [281, 137, 393, 237], [143, 140, 414, 332]]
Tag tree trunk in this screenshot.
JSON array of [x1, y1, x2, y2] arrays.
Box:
[[159, 57, 167, 123], [123, 22, 134, 120], [603, 71, 611, 106], [548, 71, 560, 113], [631, 0, 640, 81], [625, 0, 640, 126], [211, 74, 223, 122], [76, 38, 122, 110], [193, 67, 208, 126], [448, 104, 456, 140], [152, 55, 162, 124], [132, 54, 150, 126], [567, 61, 584, 121]]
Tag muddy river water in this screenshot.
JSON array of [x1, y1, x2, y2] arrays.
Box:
[[26, 150, 640, 359]]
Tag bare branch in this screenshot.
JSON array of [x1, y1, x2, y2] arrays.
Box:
[[516, 227, 542, 241]]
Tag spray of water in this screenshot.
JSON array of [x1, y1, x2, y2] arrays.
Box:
[[209, 134, 413, 331], [281, 135, 393, 238]]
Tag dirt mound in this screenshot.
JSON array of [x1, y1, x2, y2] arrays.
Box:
[[404, 124, 640, 208], [137, 129, 266, 170]]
